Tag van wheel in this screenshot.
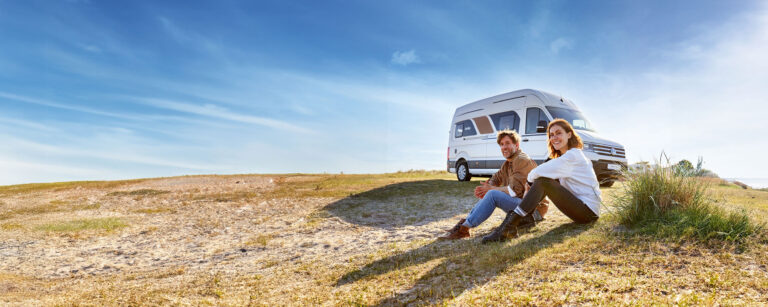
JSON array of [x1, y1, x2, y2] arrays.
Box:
[[457, 162, 472, 181], [599, 180, 614, 188]]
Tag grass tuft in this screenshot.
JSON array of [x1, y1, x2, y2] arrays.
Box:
[[612, 154, 762, 245], [246, 234, 274, 247], [36, 217, 128, 232], [1, 222, 22, 230]]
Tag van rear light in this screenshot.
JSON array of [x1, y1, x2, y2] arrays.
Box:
[[447, 147, 450, 161]]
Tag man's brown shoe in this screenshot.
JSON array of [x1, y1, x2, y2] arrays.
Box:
[[446, 218, 467, 233], [439, 224, 470, 240]]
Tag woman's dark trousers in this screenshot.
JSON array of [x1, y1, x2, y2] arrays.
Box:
[[518, 177, 597, 223]]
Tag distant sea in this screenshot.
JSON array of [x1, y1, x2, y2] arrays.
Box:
[[725, 178, 768, 189]]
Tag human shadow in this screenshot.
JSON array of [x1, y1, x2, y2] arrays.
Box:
[[320, 179, 478, 229], [335, 222, 595, 306]]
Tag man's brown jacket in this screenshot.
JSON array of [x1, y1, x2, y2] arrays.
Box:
[[488, 150, 549, 216]]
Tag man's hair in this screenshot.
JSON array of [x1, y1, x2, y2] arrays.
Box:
[[496, 129, 521, 145], [547, 119, 583, 158]]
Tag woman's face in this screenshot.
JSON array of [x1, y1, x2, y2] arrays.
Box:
[[549, 124, 572, 152]]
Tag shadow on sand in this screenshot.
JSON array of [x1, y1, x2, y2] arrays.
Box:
[[319, 179, 478, 229], [335, 222, 595, 306]]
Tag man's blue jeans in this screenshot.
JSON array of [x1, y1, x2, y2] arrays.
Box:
[[465, 190, 522, 228]]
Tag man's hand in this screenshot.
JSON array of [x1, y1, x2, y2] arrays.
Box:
[[474, 181, 492, 199]]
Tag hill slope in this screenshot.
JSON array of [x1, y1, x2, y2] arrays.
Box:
[[1, 172, 767, 305]]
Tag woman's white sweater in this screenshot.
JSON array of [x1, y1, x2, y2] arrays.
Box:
[[527, 148, 603, 216]]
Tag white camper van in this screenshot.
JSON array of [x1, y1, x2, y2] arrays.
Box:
[[447, 89, 627, 187]]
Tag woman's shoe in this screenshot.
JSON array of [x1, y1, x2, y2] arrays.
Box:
[[481, 213, 524, 244]]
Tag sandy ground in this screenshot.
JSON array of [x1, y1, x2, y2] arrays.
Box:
[[1, 175, 525, 304]]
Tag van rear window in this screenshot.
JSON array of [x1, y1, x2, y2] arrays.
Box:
[[454, 120, 476, 138]]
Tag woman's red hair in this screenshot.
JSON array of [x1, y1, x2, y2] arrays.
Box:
[[547, 119, 583, 159]]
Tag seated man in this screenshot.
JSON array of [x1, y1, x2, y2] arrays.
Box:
[[440, 129, 548, 240]]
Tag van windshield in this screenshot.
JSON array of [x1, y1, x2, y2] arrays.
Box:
[[545, 106, 596, 132]]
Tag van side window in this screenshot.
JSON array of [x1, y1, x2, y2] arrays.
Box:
[[454, 120, 476, 138], [525, 108, 549, 134], [490, 111, 520, 132]]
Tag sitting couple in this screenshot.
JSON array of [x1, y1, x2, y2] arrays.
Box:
[[440, 119, 602, 243]]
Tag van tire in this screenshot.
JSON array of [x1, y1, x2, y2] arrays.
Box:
[[457, 162, 472, 181], [599, 180, 614, 188]]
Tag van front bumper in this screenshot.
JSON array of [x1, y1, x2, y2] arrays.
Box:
[[592, 160, 627, 180]]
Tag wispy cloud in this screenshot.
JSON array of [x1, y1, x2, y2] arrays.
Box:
[[391, 50, 421, 66], [156, 16, 223, 56], [0, 116, 57, 131], [549, 37, 573, 54], [78, 43, 102, 53], [0, 158, 99, 185], [0, 134, 217, 171], [0, 91, 135, 120], [158, 16, 187, 43], [135, 97, 314, 134]]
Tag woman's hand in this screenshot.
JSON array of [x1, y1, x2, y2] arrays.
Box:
[[523, 182, 530, 198]]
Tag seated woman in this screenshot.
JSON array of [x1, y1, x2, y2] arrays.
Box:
[[482, 119, 602, 243]]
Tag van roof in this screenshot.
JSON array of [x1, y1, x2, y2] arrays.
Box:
[[453, 88, 579, 116]]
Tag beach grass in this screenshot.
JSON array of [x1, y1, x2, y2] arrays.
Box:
[[612, 158, 763, 246]]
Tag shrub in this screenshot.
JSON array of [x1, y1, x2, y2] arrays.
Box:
[[613, 154, 761, 244]]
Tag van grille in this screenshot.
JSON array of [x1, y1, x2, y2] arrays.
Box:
[[592, 144, 625, 158]]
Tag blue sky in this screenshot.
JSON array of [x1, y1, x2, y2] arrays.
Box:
[[1, 0, 767, 185]]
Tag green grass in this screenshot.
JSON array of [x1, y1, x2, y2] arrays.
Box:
[[36, 217, 128, 232], [612, 157, 762, 245]]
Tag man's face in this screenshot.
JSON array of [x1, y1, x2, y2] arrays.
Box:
[[499, 136, 519, 159]]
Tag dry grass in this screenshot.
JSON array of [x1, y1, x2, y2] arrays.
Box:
[[1, 200, 101, 220], [131, 207, 177, 214], [1, 171, 767, 306], [108, 189, 170, 197], [0, 179, 147, 195], [36, 217, 128, 232]]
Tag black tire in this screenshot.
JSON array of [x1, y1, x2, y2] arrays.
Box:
[[457, 162, 472, 181], [599, 180, 614, 188]]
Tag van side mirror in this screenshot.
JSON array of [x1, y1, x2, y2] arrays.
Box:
[[536, 121, 547, 133]]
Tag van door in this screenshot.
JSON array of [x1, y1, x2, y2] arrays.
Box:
[[486, 110, 521, 169], [522, 107, 550, 161], [472, 116, 495, 171], [454, 119, 485, 169]]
